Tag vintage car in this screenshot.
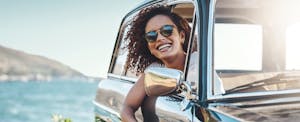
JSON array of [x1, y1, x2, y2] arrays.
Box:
[[94, 0, 300, 121]]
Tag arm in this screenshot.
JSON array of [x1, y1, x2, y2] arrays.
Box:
[[121, 74, 147, 122], [141, 96, 159, 122]]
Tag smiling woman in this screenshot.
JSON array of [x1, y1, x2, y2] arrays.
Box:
[[120, 5, 192, 121], [96, 2, 196, 121]]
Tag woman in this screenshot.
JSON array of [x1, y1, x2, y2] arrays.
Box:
[[121, 5, 191, 122]]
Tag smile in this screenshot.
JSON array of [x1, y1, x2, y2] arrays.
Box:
[[157, 43, 172, 52]]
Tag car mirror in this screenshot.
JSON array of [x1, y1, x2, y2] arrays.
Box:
[[144, 67, 183, 96]]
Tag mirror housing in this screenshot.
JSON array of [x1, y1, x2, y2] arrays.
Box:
[[144, 67, 183, 96], [144, 67, 197, 111]]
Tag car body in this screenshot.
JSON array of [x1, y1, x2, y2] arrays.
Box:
[[94, 0, 300, 121]]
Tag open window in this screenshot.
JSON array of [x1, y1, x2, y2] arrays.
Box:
[[108, 2, 196, 82], [213, 0, 300, 95]]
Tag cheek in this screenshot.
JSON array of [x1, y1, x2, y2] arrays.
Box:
[[172, 36, 184, 46], [147, 43, 155, 52]]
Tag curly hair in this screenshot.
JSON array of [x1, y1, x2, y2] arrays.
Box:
[[124, 5, 191, 75]]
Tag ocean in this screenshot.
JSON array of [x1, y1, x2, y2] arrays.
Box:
[[0, 80, 99, 122]]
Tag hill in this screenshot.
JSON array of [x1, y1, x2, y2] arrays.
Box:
[[0, 45, 87, 81]]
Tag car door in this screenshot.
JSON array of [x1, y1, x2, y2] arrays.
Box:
[[94, 0, 204, 121]]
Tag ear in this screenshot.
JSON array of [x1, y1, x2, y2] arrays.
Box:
[[179, 31, 185, 44]]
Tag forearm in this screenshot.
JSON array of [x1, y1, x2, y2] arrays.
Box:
[[121, 74, 146, 122], [121, 106, 138, 122], [141, 96, 159, 122]]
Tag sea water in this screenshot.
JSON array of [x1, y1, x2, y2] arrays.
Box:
[[0, 80, 99, 122]]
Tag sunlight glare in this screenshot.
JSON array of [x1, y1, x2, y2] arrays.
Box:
[[286, 23, 300, 70]]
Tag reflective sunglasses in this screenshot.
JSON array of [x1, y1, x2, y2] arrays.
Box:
[[144, 25, 175, 43]]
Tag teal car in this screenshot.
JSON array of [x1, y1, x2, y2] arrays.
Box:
[[94, 0, 300, 121]]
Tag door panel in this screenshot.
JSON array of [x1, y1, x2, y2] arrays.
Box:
[[94, 78, 197, 122]]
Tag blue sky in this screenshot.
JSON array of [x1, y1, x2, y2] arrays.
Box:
[[0, 0, 141, 77]]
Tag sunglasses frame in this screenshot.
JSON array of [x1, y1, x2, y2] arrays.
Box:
[[144, 25, 176, 43]]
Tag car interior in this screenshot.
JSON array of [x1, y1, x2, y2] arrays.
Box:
[[214, 0, 300, 93]]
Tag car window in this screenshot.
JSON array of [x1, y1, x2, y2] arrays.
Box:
[[110, 18, 135, 77], [186, 17, 198, 93], [109, 3, 196, 80], [213, 0, 300, 94]]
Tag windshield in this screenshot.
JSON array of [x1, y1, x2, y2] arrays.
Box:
[[213, 0, 300, 94]]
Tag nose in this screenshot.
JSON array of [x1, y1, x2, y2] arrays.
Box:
[[156, 31, 167, 42]]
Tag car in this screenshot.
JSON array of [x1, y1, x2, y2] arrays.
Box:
[[94, 0, 300, 121]]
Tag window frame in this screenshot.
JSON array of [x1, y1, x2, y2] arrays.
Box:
[[206, 0, 300, 103], [107, 0, 198, 83]]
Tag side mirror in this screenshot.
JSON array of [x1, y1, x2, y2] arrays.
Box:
[[144, 67, 197, 111], [144, 67, 183, 96]]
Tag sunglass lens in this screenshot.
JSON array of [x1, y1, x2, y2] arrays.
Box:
[[145, 31, 157, 43], [161, 25, 173, 37]]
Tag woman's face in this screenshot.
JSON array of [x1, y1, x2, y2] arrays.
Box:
[[145, 15, 185, 62]]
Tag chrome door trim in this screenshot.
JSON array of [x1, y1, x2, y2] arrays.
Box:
[[120, 76, 138, 82], [208, 89, 300, 103], [207, 106, 243, 122], [93, 100, 120, 118], [107, 73, 137, 82]]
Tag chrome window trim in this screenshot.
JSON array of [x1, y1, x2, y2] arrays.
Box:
[[107, 20, 125, 74], [164, 0, 195, 5], [107, 73, 121, 79], [206, 0, 216, 99], [192, 0, 200, 101]]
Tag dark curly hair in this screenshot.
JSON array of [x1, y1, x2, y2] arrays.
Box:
[[124, 5, 191, 75]]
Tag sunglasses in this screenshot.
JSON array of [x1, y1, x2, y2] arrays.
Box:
[[144, 25, 175, 43]]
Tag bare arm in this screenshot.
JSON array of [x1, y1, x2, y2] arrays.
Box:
[[141, 96, 159, 122], [121, 74, 147, 122]]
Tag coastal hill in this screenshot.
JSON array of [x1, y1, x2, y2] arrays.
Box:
[[0, 45, 87, 81]]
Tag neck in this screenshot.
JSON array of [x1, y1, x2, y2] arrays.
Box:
[[162, 53, 186, 71]]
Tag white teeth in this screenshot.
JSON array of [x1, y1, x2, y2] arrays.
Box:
[[158, 44, 171, 51]]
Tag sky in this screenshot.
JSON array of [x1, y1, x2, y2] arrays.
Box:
[[1, 0, 300, 79], [0, 0, 141, 77]]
